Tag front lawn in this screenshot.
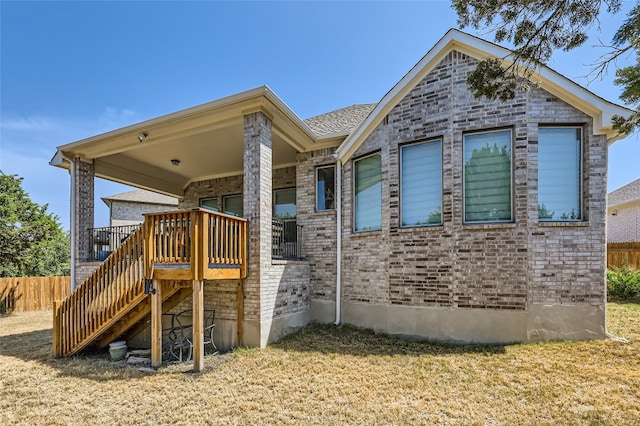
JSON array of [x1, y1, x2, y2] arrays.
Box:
[[1, 303, 638, 425]]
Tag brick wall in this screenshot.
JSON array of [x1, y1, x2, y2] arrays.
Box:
[[336, 50, 606, 312], [296, 148, 338, 300], [608, 204, 640, 242], [110, 201, 178, 227]]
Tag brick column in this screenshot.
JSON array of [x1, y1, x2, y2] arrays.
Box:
[[72, 158, 94, 288], [243, 111, 273, 347]]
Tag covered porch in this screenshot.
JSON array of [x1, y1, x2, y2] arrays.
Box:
[[51, 87, 319, 370]]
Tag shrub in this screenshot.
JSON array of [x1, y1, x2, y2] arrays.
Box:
[[607, 260, 640, 301]]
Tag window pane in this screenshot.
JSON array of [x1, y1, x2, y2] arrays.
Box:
[[464, 130, 512, 222], [274, 188, 296, 219], [223, 195, 243, 217], [354, 154, 382, 231], [200, 197, 218, 211], [401, 140, 442, 226], [316, 166, 336, 211], [538, 127, 581, 221]]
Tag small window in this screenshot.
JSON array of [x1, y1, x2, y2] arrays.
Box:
[[274, 188, 296, 220], [200, 197, 219, 211], [538, 127, 582, 221], [354, 153, 382, 232], [463, 129, 512, 223], [400, 139, 442, 227], [223, 194, 243, 217], [316, 165, 336, 211]]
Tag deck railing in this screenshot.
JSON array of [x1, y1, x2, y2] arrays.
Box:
[[272, 219, 303, 260], [145, 209, 248, 280], [88, 224, 140, 261], [53, 224, 146, 357]]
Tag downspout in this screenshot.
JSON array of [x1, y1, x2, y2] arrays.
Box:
[[334, 156, 342, 325]]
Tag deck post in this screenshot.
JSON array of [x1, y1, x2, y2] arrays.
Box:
[[192, 279, 204, 372], [237, 279, 244, 347], [151, 279, 162, 368]]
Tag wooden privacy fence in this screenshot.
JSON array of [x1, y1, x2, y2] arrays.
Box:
[[607, 242, 640, 270], [0, 276, 70, 312]]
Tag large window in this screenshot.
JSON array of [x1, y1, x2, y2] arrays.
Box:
[[274, 188, 296, 220], [200, 197, 219, 211], [316, 165, 336, 211], [463, 129, 512, 223], [400, 139, 442, 227], [354, 153, 382, 232], [538, 127, 582, 221], [223, 194, 243, 217]]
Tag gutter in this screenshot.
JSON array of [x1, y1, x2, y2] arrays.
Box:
[[334, 156, 342, 325]]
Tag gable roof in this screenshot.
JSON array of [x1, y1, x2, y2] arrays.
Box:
[[609, 178, 640, 208], [335, 28, 633, 162], [102, 189, 179, 206], [304, 104, 377, 137]]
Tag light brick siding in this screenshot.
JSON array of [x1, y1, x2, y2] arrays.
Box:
[[296, 148, 338, 300], [110, 202, 178, 227], [74, 159, 94, 265], [338, 51, 606, 312], [608, 204, 640, 242]]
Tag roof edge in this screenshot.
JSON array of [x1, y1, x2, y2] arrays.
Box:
[[335, 28, 633, 161]]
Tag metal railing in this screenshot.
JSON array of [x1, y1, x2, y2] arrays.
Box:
[[88, 224, 141, 261], [272, 219, 303, 260]]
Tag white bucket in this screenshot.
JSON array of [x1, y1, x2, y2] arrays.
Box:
[[109, 341, 127, 361]]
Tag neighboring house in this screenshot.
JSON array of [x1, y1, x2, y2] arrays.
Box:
[[102, 188, 179, 227], [50, 29, 632, 361], [608, 179, 640, 243]]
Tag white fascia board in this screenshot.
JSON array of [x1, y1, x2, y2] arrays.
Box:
[[54, 86, 319, 160], [335, 28, 633, 161]]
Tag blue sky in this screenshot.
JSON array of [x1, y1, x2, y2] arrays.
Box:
[[1, 1, 638, 230]]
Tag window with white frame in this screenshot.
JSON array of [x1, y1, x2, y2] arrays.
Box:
[[316, 165, 336, 211], [274, 188, 296, 220], [463, 129, 512, 223], [400, 139, 442, 227], [538, 126, 582, 221], [354, 153, 382, 232], [223, 194, 243, 217]]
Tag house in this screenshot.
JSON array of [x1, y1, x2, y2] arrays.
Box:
[[50, 29, 632, 369], [608, 179, 640, 243], [102, 188, 179, 227]]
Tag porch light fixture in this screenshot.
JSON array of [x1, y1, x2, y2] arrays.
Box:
[[170, 159, 181, 166], [138, 132, 148, 143]]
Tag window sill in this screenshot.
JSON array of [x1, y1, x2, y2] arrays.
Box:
[[350, 229, 382, 237], [463, 222, 517, 230], [313, 209, 336, 215], [272, 259, 309, 265], [537, 221, 590, 227], [396, 225, 444, 233]]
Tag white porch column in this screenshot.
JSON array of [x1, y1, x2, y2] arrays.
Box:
[[71, 157, 94, 290], [242, 110, 273, 348]]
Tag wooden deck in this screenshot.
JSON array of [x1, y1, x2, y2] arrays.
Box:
[[53, 208, 248, 369]]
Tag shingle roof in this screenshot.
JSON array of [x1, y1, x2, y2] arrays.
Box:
[[609, 178, 640, 207], [102, 189, 179, 206], [304, 104, 376, 137]]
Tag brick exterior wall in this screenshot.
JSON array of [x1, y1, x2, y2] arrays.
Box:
[[296, 148, 338, 300], [334, 51, 606, 313], [608, 203, 640, 242], [73, 158, 94, 287], [109, 201, 178, 227]]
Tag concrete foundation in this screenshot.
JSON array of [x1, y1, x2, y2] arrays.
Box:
[[340, 301, 606, 344]]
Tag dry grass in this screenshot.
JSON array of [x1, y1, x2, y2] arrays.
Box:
[[1, 304, 639, 425]]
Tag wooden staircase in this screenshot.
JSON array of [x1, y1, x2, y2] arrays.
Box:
[[53, 208, 248, 358]]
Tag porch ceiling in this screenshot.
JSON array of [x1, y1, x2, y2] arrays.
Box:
[[51, 87, 326, 197]]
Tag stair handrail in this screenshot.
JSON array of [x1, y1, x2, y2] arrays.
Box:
[[53, 224, 145, 357]]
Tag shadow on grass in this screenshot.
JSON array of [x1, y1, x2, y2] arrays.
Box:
[[272, 323, 508, 357], [0, 324, 228, 382]]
